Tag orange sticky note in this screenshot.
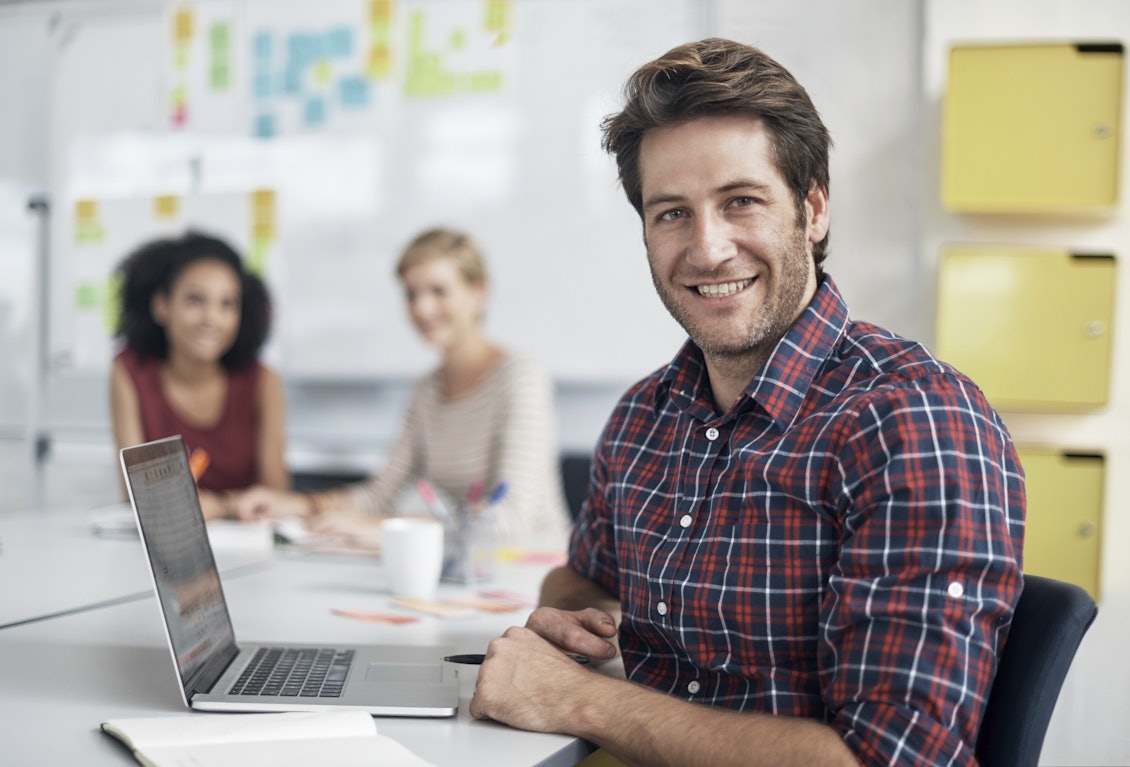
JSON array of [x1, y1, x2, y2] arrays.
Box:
[[477, 589, 536, 607], [391, 598, 474, 618], [442, 595, 522, 613]]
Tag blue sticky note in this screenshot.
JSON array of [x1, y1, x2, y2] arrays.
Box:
[[338, 75, 369, 108], [325, 26, 352, 58], [304, 96, 326, 126], [253, 72, 272, 100], [254, 31, 272, 61], [253, 112, 276, 139], [288, 32, 324, 68], [287, 33, 306, 65], [284, 63, 304, 95]]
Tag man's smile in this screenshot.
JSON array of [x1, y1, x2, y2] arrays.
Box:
[[694, 278, 754, 298]]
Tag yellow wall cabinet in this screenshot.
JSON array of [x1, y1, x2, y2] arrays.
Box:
[[1016, 447, 1104, 601], [935, 245, 1116, 411], [942, 42, 1124, 212]]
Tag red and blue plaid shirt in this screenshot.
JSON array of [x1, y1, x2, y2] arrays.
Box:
[[569, 276, 1025, 767]]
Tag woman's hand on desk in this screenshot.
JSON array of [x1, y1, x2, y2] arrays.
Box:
[[305, 511, 382, 538], [232, 484, 365, 524], [230, 485, 301, 521], [198, 490, 230, 521]]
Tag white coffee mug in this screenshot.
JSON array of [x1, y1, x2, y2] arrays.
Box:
[[380, 517, 444, 600]]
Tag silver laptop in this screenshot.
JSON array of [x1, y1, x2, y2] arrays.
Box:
[[120, 434, 459, 717]]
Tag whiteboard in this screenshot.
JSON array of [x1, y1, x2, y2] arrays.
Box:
[[48, 0, 703, 382]]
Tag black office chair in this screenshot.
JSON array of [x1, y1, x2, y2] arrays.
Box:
[[975, 574, 1098, 767], [560, 453, 592, 521], [290, 469, 370, 492]]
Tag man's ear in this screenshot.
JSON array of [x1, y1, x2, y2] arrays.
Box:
[[804, 183, 830, 246]]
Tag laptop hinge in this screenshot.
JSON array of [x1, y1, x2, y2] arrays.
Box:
[[189, 642, 242, 697]]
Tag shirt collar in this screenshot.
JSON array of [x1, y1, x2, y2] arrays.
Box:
[[656, 275, 851, 428]]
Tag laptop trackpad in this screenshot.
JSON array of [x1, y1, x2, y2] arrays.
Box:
[[364, 662, 442, 683]]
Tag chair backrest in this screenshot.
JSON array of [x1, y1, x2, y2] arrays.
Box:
[[975, 574, 1098, 767], [560, 453, 592, 521]]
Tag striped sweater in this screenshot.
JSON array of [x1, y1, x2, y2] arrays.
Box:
[[349, 352, 571, 543]]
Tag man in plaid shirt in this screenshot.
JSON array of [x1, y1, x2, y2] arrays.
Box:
[[471, 38, 1025, 767]]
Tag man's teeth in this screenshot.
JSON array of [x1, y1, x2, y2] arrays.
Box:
[[697, 279, 752, 298]]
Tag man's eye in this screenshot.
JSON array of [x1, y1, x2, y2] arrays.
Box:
[[658, 209, 685, 222]]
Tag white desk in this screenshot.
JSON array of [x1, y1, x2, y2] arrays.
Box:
[[0, 543, 597, 766], [0, 505, 274, 628]]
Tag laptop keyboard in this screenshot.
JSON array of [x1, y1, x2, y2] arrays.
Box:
[[229, 647, 355, 698]]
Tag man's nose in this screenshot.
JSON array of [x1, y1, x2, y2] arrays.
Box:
[[687, 211, 736, 269]]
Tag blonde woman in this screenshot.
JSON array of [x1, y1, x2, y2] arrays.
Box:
[[235, 228, 570, 542]]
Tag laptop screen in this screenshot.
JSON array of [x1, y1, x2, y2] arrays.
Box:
[[121, 436, 236, 691]]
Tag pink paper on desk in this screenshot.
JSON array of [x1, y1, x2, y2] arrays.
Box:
[[477, 589, 537, 607], [331, 608, 419, 625]]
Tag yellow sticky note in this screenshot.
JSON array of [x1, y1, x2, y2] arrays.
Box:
[[173, 7, 194, 43], [74, 199, 98, 222], [153, 194, 179, 219]]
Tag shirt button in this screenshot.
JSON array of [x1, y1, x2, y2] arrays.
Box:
[[948, 581, 964, 598], [705, 427, 719, 441], [687, 680, 701, 694], [656, 601, 668, 616], [679, 514, 692, 528]]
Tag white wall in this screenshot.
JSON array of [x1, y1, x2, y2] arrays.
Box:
[[923, 2, 1130, 764], [0, 0, 923, 460]]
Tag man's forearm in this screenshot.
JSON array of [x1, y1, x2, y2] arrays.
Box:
[[539, 564, 620, 618], [571, 673, 858, 767]]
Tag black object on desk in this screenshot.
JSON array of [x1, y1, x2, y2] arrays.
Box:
[[444, 653, 590, 665]]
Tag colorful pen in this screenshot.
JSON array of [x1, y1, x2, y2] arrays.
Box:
[[487, 481, 509, 506], [415, 479, 450, 522], [188, 448, 211, 481], [465, 479, 485, 508]]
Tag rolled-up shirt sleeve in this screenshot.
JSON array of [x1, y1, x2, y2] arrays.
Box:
[[820, 378, 1025, 767]]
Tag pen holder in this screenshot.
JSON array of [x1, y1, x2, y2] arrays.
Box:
[[441, 507, 496, 584]]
